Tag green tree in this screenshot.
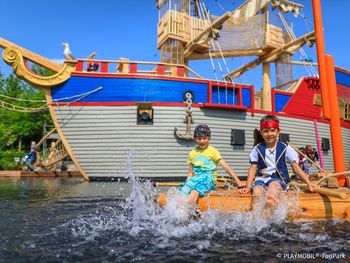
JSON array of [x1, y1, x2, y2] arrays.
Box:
[[0, 67, 53, 169]]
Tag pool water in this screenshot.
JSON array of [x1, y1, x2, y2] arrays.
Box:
[[1, 149, 350, 263], [1, 176, 349, 263]]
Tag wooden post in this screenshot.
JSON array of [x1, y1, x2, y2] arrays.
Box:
[[262, 62, 272, 111], [312, 0, 330, 119], [325, 54, 346, 186]]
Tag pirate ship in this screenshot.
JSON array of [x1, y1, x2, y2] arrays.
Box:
[[0, 0, 349, 201]]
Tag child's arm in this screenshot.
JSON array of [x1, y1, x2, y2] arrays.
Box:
[[218, 159, 244, 187], [186, 164, 193, 179], [240, 164, 257, 194], [291, 161, 315, 191]]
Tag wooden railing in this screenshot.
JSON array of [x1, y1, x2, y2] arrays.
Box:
[[203, 81, 253, 110], [74, 59, 204, 79]]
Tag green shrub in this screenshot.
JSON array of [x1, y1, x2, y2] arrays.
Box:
[[0, 150, 26, 170]]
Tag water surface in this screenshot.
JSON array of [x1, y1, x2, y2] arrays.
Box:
[[0, 177, 349, 263]]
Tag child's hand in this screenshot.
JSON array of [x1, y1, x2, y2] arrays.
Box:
[[236, 181, 246, 190], [307, 182, 318, 192], [237, 185, 249, 194]]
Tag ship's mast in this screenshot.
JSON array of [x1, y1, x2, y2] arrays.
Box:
[[156, 0, 313, 111]]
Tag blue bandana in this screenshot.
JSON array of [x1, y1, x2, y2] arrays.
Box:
[[194, 124, 211, 137]]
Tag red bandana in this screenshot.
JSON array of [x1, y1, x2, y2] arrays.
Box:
[[260, 120, 279, 130]]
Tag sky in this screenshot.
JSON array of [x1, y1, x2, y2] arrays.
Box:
[[0, 0, 349, 90]]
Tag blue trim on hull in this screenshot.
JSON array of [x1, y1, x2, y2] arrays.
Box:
[[212, 86, 237, 104], [336, 70, 350, 87], [275, 93, 291, 112], [51, 77, 208, 103], [242, 88, 251, 108]]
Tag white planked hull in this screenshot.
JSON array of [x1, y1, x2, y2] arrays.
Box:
[[53, 105, 349, 179]]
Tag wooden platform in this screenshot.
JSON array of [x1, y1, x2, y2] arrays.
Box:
[[0, 170, 82, 178]]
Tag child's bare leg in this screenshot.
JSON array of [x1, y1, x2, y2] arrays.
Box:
[[187, 190, 199, 204], [263, 181, 283, 218], [251, 186, 265, 210], [266, 181, 282, 207]]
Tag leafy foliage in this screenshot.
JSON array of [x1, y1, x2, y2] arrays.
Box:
[[0, 150, 25, 170], [0, 66, 53, 169]]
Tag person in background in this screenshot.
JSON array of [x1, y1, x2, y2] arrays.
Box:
[[23, 143, 40, 171], [298, 147, 309, 175], [305, 145, 320, 174], [179, 124, 245, 205]]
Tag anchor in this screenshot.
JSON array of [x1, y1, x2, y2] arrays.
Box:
[[174, 91, 194, 141]]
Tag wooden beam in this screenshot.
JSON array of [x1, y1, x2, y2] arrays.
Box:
[[283, 60, 318, 67], [184, 11, 232, 58], [262, 62, 272, 111], [188, 49, 267, 60], [0, 37, 62, 73], [225, 31, 315, 79], [232, 0, 303, 19]]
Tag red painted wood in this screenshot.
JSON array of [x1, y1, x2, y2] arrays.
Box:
[[177, 67, 184, 77], [75, 61, 84, 71], [337, 83, 350, 98], [280, 77, 322, 118], [129, 63, 137, 73], [248, 85, 255, 117], [71, 72, 212, 84], [237, 86, 242, 106], [157, 65, 165, 75], [271, 89, 276, 114], [201, 103, 248, 111], [208, 82, 212, 103], [100, 62, 108, 73]]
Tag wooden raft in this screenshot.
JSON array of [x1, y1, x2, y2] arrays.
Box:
[[156, 187, 350, 220]]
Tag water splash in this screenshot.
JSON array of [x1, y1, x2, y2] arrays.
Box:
[[2, 166, 348, 262], [63, 150, 302, 244]]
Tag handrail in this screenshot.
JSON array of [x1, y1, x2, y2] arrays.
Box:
[[74, 59, 204, 79]]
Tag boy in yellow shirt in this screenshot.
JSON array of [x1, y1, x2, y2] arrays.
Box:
[[179, 124, 244, 204]]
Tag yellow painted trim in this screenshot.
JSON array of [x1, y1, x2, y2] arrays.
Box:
[[44, 89, 90, 181], [0, 37, 63, 72], [2, 47, 75, 88]]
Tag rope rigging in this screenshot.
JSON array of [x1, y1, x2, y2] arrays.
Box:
[[0, 94, 45, 102], [52, 86, 103, 103], [0, 86, 103, 113], [195, 0, 235, 104], [0, 93, 48, 112], [278, 11, 318, 77], [0, 100, 48, 113]]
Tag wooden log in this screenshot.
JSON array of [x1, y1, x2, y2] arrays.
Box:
[[327, 177, 339, 188], [290, 181, 347, 199], [316, 170, 350, 185], [224, 31, 315, 79], [156, 187, 350, 220]]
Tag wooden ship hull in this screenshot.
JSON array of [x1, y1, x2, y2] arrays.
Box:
[[0, 0, 349, 183], [156, 187, 350, 220], [1, 45, 350, 181]]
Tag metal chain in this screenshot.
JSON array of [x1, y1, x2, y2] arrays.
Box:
[[185, 92, 192, 115]]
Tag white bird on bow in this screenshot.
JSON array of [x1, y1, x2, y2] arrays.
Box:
[[61, 42, 75, 60]]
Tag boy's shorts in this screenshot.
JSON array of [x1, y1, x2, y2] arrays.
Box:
[[254, 177, 287, 190]]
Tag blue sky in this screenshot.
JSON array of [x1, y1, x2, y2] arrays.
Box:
[[0, 0, 349, 90]]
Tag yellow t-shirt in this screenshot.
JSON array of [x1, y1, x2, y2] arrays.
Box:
[[187, 145, 222, 179]]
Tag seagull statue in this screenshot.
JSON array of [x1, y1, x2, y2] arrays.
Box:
[[61, 42, 75, 60]]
